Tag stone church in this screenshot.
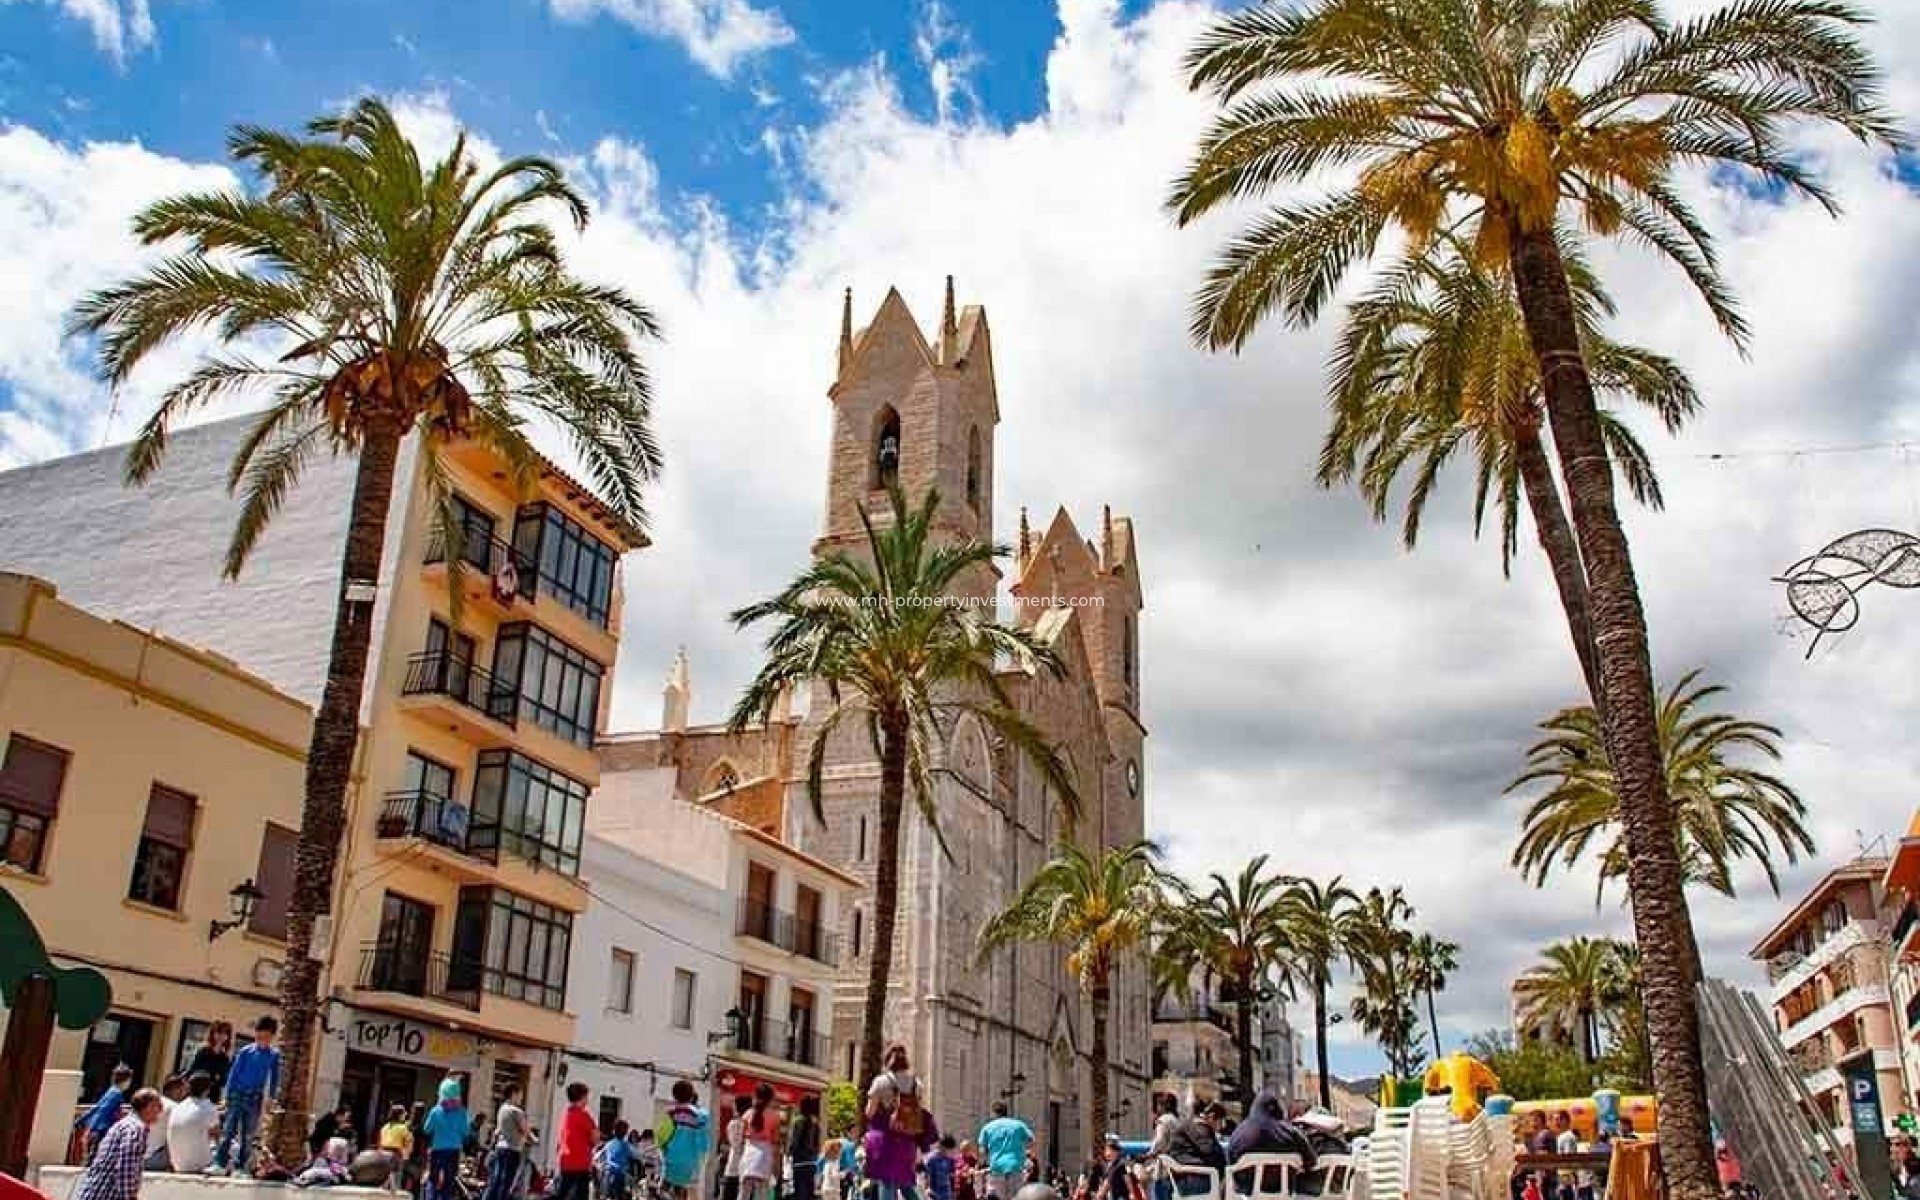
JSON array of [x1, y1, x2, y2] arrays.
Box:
[[600, 282, 1150, 1166]]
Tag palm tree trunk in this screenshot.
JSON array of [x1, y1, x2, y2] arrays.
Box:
[[1313, 980, 1332, 1109], [1235, 980, 1256, 1111], [269, 418, 404, 1166], [1090, 969, 1112, 1147], [1514, 428, 1602, 709], [860, 707, 909, 1112], [1508, 225, 1715, 1200], [1425, 986, 1441, 1060]]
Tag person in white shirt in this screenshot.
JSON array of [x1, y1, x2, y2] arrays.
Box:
[[166, 1074, 220, 1176], [144, 1078, 185, 1170]]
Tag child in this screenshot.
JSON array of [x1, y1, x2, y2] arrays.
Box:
[[294, 1137, 353, 1188], [658, 1080, 711, 1200], [604, 1120, 635, 1200], [422, 1077, 472, 1200], [926, 1137, 959, 1200], [75, 1064, 133, 1163], [379, 1105, 415, 1193], [213, 1016, 282, 1175], [556, 1082, 598, 1200]]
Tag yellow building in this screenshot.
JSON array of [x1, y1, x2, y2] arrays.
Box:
[[315, 435, 644, 1131], [0, 572, 312, 1097], [0, 419, 646, 1136]]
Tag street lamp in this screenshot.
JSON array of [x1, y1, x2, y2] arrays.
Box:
[[999, 1071, 1027, 1102], [208, 878, 265, 942], [708, 1008, 746, 1046]]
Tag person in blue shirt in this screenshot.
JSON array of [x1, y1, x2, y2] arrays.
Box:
[[658, 1081, 713, 1200], [423, 1076, 473, 1200], [976, 1104, 1036, 1200], [925, 1136, 959, 1200], [210, 1016, 281, 1174], [75, 1064, 134, 1163], [604, 1119, 636, 1200]]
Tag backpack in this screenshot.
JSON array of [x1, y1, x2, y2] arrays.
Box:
[[889, 1073, 926, 1138]]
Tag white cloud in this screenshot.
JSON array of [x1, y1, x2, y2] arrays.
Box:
[[913, 0, 981, 127], [1, 0, 155, 63], [3, 0, 1919, 1070], [547, 0, 794, 79]]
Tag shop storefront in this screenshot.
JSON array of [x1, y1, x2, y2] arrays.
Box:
[[315, 1003, 552, 1143], [709, 1062, 825, 1110]]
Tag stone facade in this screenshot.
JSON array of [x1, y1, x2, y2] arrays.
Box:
[[600, 283, 1151, 1169]]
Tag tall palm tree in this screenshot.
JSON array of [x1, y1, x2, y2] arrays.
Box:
[[1278, 875, 1361, 1109], [1347, 886, 1423, 1077], [731, 484, 1077, 1091], [1515, 936, 1634, 1065], [68, 98, 660, 1157], [1320, 242, 1696, 705], [978, 840, 1165, 1143], [1407, 932, 1461, 1061], [1168, 6, 1899, 1192], [1161, 856, 1294, 1108], [1511, 670, 1814, 903]]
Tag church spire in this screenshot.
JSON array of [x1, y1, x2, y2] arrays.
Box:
[[662, 646, 691, 734], [837, 286, 854, 376], [938, 274, 958, 365], [1101, 504, 1114, 569], [1018, 506, 1031, 566]]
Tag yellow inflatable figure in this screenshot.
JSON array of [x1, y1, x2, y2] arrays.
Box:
[[1422, 1052, 1501, 1120]]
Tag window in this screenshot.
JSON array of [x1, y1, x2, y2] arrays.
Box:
[[173, 1019, 212, 1077], [404, 750, 457, 801], [598, 1096, 623, 1139], [0, 734, 67, 873], [1122, 615, 1136, 694], [852, 907, 865, 959], [471, 750, 588, 875], [966, 426, 982, 509], [249, 823, 298, 940], [128, 784, 196, 911], [845, 1043, 856, 1079], [872, 406, 901, 489], [471, 887, 572, 1011], [492, 623, 604, 747], [671, 968, 698, 1030], [445, 494, 498, 570], [513, 503, 618, 628], [608, 948, 636, 1014], [856, 814, 868, 862]]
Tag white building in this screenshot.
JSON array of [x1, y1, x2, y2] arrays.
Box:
[[556, 754, 860, 1127], [1258, 995, 1306, 1104]]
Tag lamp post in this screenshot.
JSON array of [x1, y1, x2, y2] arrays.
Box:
[[208, 878, 266, 942]]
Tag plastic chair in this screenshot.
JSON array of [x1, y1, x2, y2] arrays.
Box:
[[1230, 1153, 1305, 1200], [1317, 1154, 1358, 1200], [1160, 1158, 1225, 1200]]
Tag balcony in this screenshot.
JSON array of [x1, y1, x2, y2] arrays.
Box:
[[1768, 920, 1881, 1001], [376, 791, 496, 858], [1894, 903, 1920, 961], [734, 900, 840, 967], [356, 941, 482, 1013], [424, 529, 538, 620], [733, 1018, 831, 1071], [399, 651, 517, 742], [1779, 982, 1891, 1049], [1154, 997, 1236, 1034]]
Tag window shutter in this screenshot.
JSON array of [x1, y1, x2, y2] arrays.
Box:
[[250, 823, 298, 939], [0, 736, 69, 818], [143, 785, 198, 849]]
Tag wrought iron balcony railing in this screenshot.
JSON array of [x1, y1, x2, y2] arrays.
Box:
[[402, 651, 518, 727], [376, 791, 497, 862], [356, 940, 483, 1012]]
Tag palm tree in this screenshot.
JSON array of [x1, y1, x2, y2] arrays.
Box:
[[1347, 886, 1424, 1077], [978, 840, 1165, 1143], [1320, 242, 1696, 705], [1407, 932, 1461, 1061], [1168, 6, 1899, 1192], [68, 98, 660, 1157], [1160, 856, 1294, 1108], [1511, 670, 1814, 903], [1278, 875, 1361, 1109], [731, 484, 1077, 1091], [1515, 936, 1634, 1065]]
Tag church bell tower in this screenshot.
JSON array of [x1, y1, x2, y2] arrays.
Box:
[[816, 279, 1001, 602]]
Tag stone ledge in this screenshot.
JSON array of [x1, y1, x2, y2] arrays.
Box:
[[36, 1167, 390, 1200]]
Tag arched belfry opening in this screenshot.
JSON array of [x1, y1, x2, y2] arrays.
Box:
[[966, 426, 983, 511], [873, 405, 902, 490]]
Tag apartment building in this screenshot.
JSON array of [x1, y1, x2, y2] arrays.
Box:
[[576, 753, 858, 1119], [0, 415, 646, 1133], [0, 573, 310, 1101], [1751, 856, 1909, 1142], [1878, 815, 1920, 1115]]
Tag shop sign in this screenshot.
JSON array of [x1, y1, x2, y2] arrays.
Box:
[[351, 1012, 482, 1070], [713, 1067, 819, 1107]]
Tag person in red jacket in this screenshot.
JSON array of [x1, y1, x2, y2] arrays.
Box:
[[556, 1082, 597, 1200]]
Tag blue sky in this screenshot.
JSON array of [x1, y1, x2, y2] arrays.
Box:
[[4, 0, 1920, 1089], [0, 0, 1083, 228]]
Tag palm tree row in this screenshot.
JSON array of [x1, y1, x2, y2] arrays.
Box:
[[1513, 936, 1641, 1068], [1169, 3, 1899, 1196]]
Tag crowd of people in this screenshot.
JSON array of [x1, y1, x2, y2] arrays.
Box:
[[69, 1026, 1370, 1200]]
